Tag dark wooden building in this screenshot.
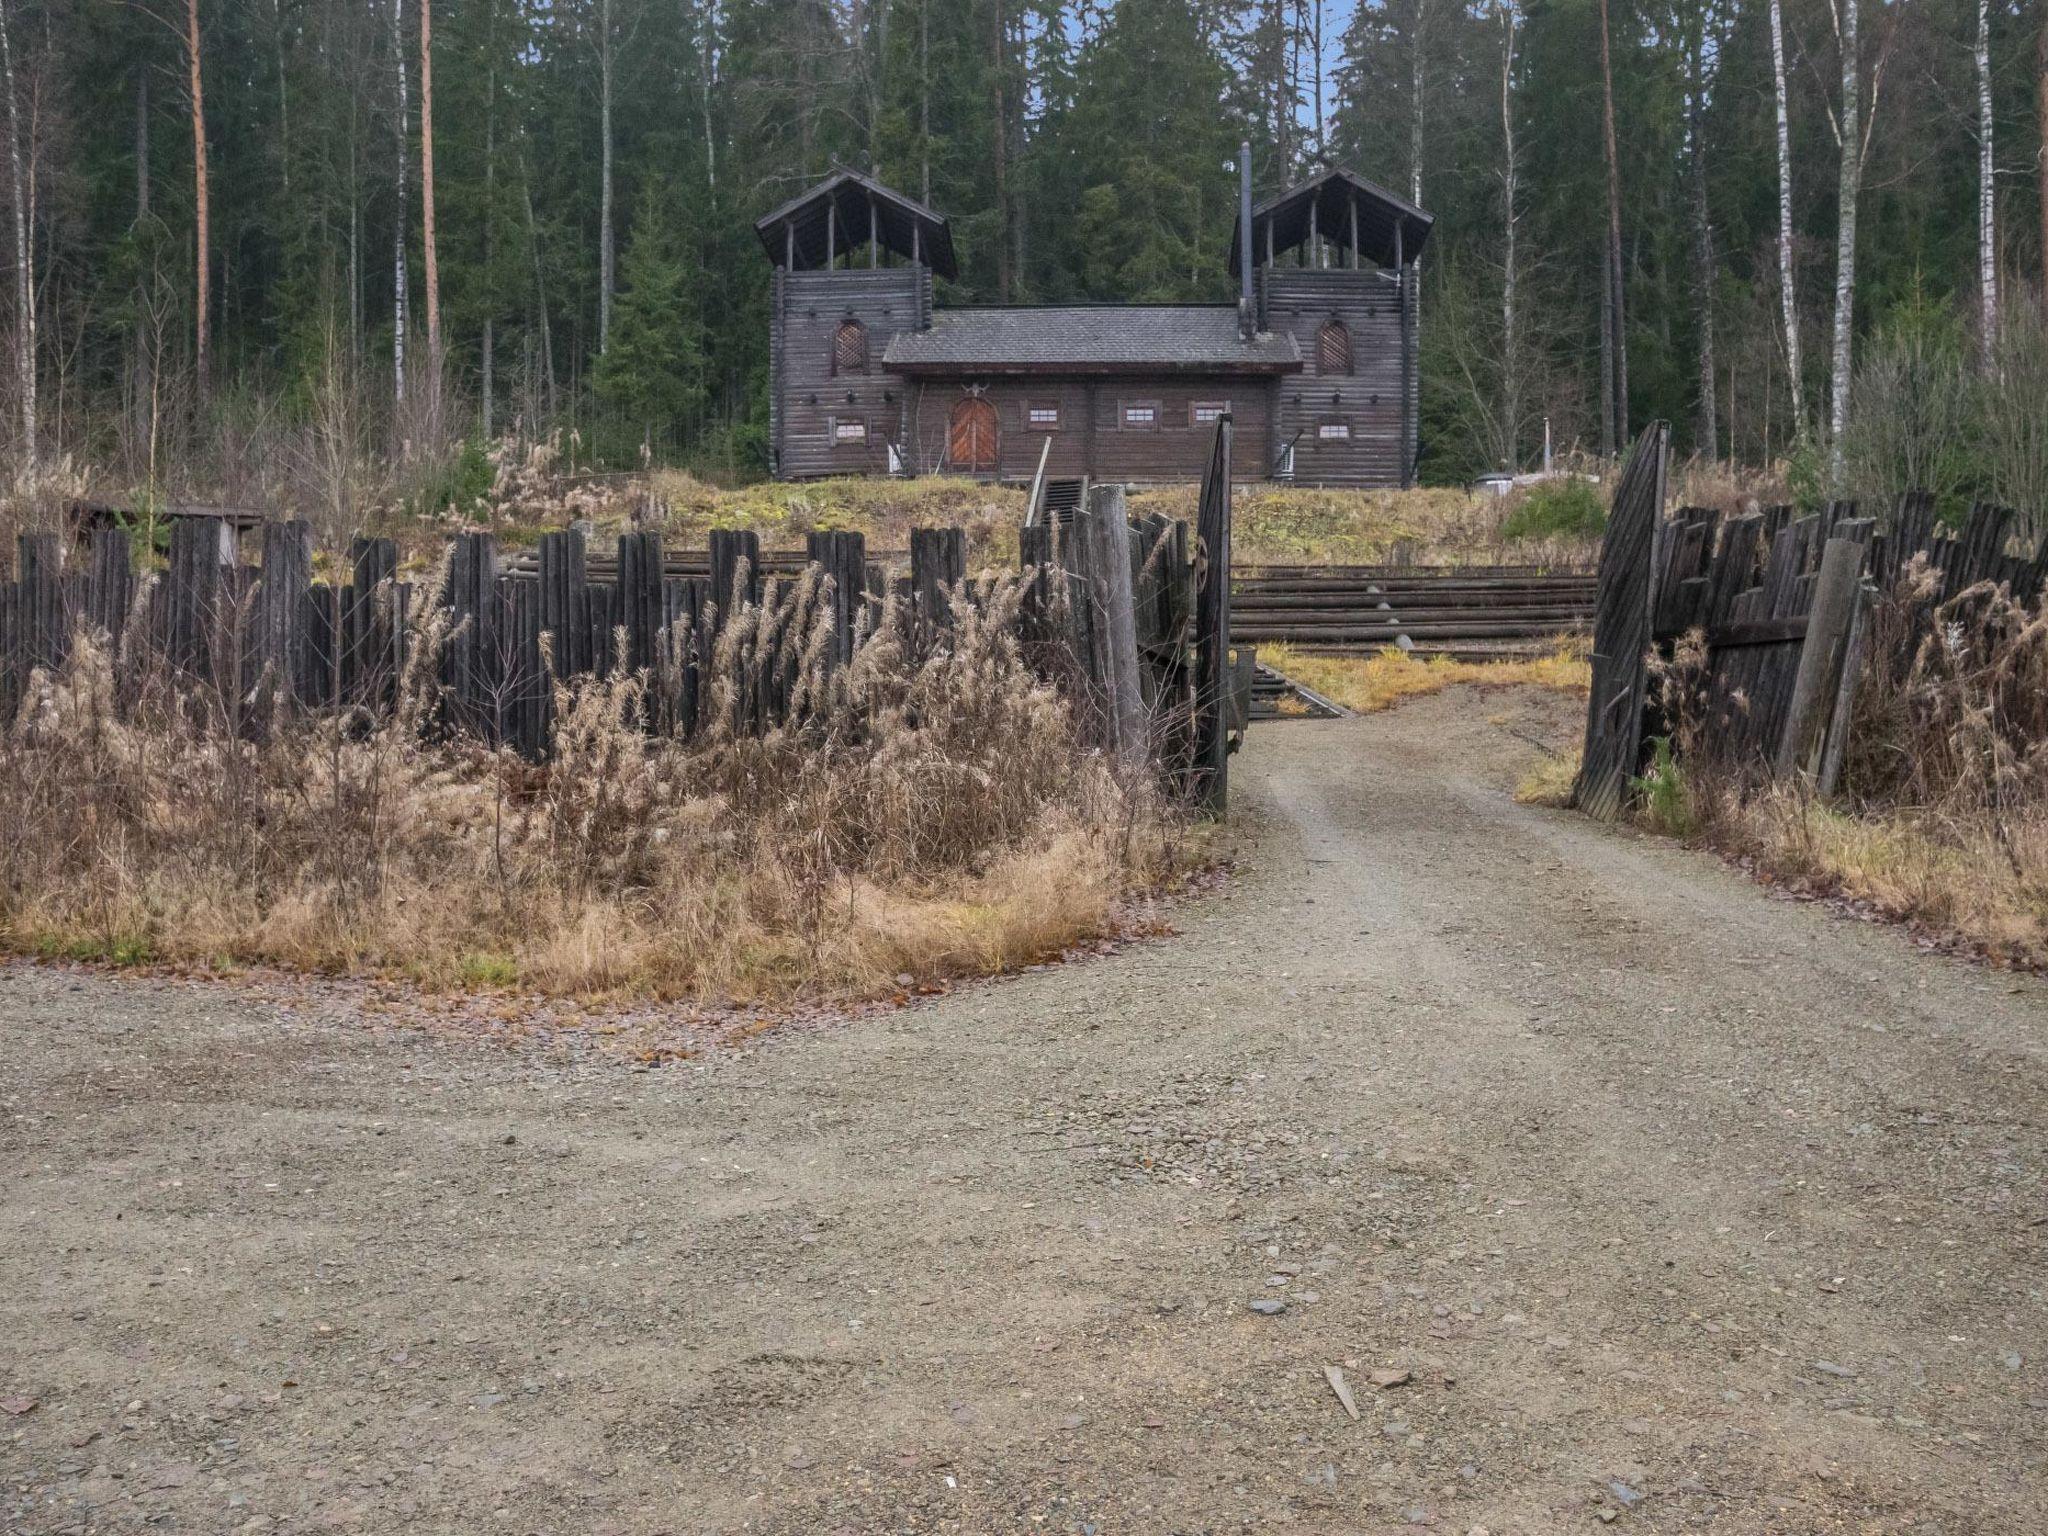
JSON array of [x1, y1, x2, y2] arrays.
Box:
[[758, 165, 1432, 487]]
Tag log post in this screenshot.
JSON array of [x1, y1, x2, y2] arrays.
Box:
[[1777, 533, 1867, 780]]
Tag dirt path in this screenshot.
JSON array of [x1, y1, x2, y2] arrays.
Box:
[[4, 687, 2044, 1536]]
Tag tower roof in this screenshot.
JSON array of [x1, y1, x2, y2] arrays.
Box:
[[755, 169, 958, 281], [1228, 167, 1433, 276]]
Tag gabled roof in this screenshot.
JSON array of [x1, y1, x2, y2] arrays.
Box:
[[882, 306, 1302, 375], [755, 169, 958, 281], [1229, 167, 1434, 276]]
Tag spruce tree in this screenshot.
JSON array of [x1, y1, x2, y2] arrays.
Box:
[[592, 179, 705, 452]]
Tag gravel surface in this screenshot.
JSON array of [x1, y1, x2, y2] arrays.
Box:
[[3, 685, 2044, 1534]]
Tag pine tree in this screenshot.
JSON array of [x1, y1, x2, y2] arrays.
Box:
[[592, 179, 705, 446]]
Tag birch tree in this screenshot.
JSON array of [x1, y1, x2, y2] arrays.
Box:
[[0, 0, 33, 476], [1685, 1, 1717, 460], [1975, 0, 1994, 363], [1825, 0, 1894, 483], [1769, 0, 1803, 439], [392, 0, 409, 405]]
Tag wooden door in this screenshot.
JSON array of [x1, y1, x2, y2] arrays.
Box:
[[948, 396, 999, 474]]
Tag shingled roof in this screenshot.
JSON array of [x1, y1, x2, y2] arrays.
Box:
[[883, 306, 1302, 374]]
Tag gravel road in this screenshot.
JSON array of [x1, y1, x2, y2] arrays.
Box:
[[3, 685, 2044, 1535]]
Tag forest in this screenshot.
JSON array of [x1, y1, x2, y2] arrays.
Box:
[[0, 0, 2044, 503]]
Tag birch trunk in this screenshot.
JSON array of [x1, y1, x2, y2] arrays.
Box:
[[1975, 0, 1996, 362], [1409, 0, 1425, 206], [420, 0, 440, 390], [391, 0, 408, 406], [1596, 0, 1626, 453], [186, 0, 208, 401], [1687, 21, 1716, 460], [0, 0, 32, 476], [2039, 9, 2047, 321], [1827, 0, 1860, 485], [1769, 0, 1804, 437], [597, 0, 613, 353]]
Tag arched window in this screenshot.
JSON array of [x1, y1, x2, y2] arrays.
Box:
[[832, 318, 869, 376], [1317, 318, 1353, 377]]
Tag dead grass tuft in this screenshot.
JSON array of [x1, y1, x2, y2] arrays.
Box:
[[1263, 638, 1590, 717]]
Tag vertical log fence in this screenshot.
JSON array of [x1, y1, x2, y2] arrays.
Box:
[[0, 426, 1250, 808]]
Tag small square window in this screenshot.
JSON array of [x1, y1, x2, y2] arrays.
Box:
[[1317, 420, 1351, 440], [1027, 402, 1061, 429], [833, 418, 868, 443], [1121, 401, 1160, 430], [1191, 400, 1230, 425]]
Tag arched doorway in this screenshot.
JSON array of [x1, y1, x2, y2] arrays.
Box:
[[947, 396, 998, 475]]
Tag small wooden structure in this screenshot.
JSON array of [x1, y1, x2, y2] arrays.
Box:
[[758, 163, 1431, 488]]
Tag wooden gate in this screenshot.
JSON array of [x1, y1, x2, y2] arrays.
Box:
[[948, 396, 998, 475]]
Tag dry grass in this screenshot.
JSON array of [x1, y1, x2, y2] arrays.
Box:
[[1133, 483, 1600, 569], [1702, 788, 2048, 968], [453, 440, 1608, 572], [1263, 639, 1591, 716], [1644, 558, 2048, 969], [1514, 747, 1582, 807], [0, 577, 1188, 1003]]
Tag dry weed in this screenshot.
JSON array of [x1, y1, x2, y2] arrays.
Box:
[[1263, 638, 1590, 716], [0, 572, 1185, 1003]]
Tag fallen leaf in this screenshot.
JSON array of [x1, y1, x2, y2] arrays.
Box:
[[0, 1395, 38, 1416]]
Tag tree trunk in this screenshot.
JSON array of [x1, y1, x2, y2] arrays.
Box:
[[420, 0, 440, 395], [1499, 0, 1518, 473], [919, 0, 929, 204], [1687, 21, 1716, 460], [1596, 0, 1626, 453], [597, 0, 613, 353], [185, 0, 208, 402], [2038, 8, 2047, 321], [482, 11, 495, 440], [1975, 0, 1995, 363], [1769, 0, 1805, 439], [272, 0, 290, 195], [698, 2, 716, 190], [135, 70, 148, 218], [0, 0, 33, 476], [990, 0, 1010, 302], [1828, 0, 1860, 485], [1409, 0, 1425, 206], [392, 0, 408, 406]]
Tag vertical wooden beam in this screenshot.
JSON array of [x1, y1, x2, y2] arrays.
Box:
[[1193, 415, 1234, 814], [1348, 192, 1359, 270], [1308, 196, 1318, 267], [784, 218, 795, 268], [912, 220, 921, 267], [1396, 221, 1411, 488], [1778, 534, 1868, 780], [1081, 485, 1147, 772], [868, 191, 878, 268], [826, 197, 836, 271]]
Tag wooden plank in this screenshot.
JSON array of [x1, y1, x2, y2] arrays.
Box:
[[256, 520, 313, 705], [1777, 534, 1869, 779], [1572, 422, 1670, 820], [1192, 415, 1234, 813]]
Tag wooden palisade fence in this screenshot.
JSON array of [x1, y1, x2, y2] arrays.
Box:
[[0, 426, 1248, 809], [1576, 424, 2044, 817]]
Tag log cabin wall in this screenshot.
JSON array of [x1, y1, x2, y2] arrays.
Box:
[[772, 266, 930, 480], [904, 377, 1274, 483], [1261, 267, 1409, 487]]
